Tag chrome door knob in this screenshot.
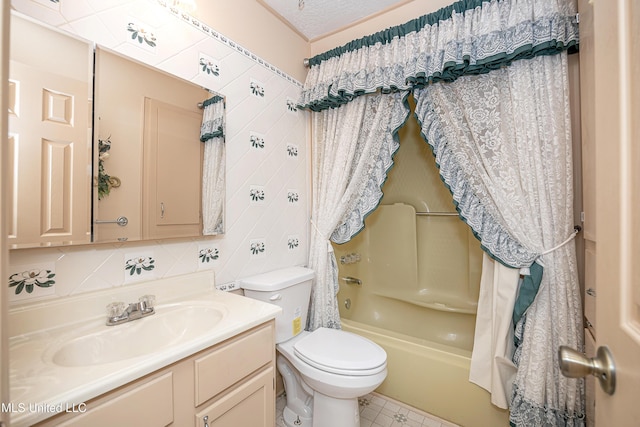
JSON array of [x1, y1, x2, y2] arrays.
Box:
[[558, 345, 616, 395]]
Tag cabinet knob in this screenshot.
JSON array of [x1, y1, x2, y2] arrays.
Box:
[[203, 415, 209, 427]]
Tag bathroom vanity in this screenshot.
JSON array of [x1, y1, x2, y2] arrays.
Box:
[[8, 272, 281, 427]]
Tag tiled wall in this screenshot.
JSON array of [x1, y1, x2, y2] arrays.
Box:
[[7, 0, 309, 303]]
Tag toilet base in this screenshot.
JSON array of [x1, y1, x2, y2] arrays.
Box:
[[283, 405, 312, 427], [312, 392, 360, 427]]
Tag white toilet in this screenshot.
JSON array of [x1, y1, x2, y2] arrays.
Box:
[[239, 266, 387, 427]]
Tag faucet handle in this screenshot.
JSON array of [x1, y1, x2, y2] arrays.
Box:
[[138, 294, 156, 312], [106, 301, 127, 318]]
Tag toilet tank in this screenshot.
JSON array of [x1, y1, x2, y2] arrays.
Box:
[[238, 266, 314, 344]]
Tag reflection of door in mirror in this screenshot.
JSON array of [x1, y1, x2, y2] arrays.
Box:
[[143, 98, 203, 239], [8, 15, 92, 248], [94, 48, 209, 243]]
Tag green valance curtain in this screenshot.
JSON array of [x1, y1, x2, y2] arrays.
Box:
[[298, 0, 578, 112], [200, 95, 225, 141]]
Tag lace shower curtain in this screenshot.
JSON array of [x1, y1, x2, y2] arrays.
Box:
[[413, 52, 583, 425], [200, 95, 225, 235], [307, 91, 409, 329], [297, 0, 582, 424]]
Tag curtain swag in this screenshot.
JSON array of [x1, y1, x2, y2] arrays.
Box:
[[307, 91, 410, 329], [298, 0, 578, 112]]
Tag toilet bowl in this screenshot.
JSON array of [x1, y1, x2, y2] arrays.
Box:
[[239, 267, 387, 427]]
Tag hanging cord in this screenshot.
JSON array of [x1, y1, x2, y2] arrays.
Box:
[[310, 219, 334, 253], [522, 226, 582, 273], [540, 225, 582, 256]]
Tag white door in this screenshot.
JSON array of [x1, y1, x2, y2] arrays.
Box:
[[8, 14, 92, 247], [593, 0, 640, 424]]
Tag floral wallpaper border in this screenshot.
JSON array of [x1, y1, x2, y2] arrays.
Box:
[[155, 0, 303, 88]]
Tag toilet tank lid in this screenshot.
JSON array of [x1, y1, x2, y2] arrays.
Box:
[[238, 266, 315, 291]]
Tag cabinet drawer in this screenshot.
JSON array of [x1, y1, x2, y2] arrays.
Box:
[[194, 323, 274, 406], [195, 367, 275, 427], [56, 372, 174, 427]]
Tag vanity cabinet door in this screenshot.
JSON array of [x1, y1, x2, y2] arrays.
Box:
[[194, 322, 274, 405], [195, 366, 275, 427], [36, 372, 174, 427]]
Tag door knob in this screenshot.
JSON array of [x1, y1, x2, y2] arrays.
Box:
[[558, 345, 616, 395]]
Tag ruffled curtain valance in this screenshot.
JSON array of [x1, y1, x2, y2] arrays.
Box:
[[298, 0, 578, 112], [200, 95, 225, 142]]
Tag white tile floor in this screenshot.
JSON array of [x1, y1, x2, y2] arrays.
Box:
[[276, 392, 460, 427]]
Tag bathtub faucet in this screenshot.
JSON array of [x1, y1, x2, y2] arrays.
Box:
[[106, 295, 156, 326], [341, 277, 362, 286]]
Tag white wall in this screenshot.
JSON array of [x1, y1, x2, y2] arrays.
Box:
[[7, 0, 310, 303]]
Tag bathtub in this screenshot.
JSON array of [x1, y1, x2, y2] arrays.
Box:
[[341, 318, 508, 427], [334, 203, 509, 426]]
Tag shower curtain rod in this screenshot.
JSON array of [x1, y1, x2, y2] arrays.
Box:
[[416, 212, 458, 216]]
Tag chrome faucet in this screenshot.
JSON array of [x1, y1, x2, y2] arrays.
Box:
[[106, 295, 156, 326], [341, 276, 362, 286]]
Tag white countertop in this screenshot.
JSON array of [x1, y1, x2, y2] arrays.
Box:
[[8, 272, 281, 427]]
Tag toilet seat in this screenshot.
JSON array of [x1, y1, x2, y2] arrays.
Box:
[[293, 328, 387, 376]]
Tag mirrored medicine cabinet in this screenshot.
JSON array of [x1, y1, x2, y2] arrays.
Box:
[[7, 12, 225, 249]]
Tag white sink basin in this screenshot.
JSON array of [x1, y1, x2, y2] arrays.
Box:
[[46, 302, 227, 367]]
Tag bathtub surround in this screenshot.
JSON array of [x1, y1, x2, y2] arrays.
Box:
[[333, 200, 510, 425], [298, 0, 582, 425], [8, 0, 309, 301]]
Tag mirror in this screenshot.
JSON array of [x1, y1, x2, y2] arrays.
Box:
[[93, 47, 225, 243], [8, 13, 225, 249]]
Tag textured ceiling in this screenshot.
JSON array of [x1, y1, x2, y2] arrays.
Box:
[[260, 0, 412, 40]]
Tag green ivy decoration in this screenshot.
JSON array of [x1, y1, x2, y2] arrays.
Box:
[[97, 136, 121, 200]]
